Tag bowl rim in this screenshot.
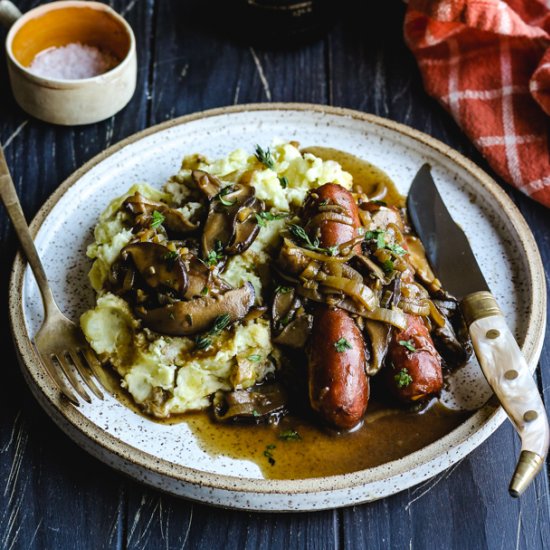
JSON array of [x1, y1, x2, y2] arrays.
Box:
[[9, 103, 547, 497], [5, 0, 136, 88]]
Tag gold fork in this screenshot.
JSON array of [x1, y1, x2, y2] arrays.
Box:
[[1, 144, 105, 406]]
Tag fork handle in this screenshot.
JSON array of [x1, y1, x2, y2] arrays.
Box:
[[0, 145, 57, 317]]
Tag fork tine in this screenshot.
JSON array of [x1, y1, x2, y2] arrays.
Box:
[[55, 354, 92, 404], [81, 348, 112, 392], [38, 351, 80, 406], [68, 350, 103, 400]]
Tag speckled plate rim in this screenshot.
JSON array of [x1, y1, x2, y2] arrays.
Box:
[[8, 103, 546, 510]]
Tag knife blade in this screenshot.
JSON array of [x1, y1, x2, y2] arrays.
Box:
[[406, 164, 549, 497]]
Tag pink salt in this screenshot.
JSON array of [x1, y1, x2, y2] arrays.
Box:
[[28, 43, 119, 80]]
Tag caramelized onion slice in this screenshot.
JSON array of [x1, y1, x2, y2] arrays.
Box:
[[319, 275, 377, 311]]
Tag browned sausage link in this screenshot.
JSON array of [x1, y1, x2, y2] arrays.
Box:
[[304, 183, 369, 430], [308, 307, 369, 430], [302, 183, 362, 251], [386, 313, 443, 403]]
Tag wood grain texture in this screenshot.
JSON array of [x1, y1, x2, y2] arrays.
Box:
[[0, 1, 548, 549]]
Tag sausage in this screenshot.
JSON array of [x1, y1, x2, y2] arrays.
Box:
[[308, 306, 369, 430], [386, 313, 443, 402], [304, 183, 369, 430], [303, 183, 362, 250]]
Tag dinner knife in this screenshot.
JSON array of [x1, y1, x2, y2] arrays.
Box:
[[406, 164, 549, 497]]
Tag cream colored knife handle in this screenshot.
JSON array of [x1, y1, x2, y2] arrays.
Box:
[[469, 314, 549, 496]]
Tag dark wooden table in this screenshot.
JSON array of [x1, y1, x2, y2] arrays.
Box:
[[1, 2, 549, 549]]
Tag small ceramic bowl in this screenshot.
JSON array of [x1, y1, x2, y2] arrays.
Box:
[[1, 0, 137, 126]]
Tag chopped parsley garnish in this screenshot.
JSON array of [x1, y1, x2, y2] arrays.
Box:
[[248, 354, 262, 362], [280, 314, 293, 327], [394, 368, 413, 388], [275, 285, 292, 294], [288, 223, 338, 256], [334, 337, 353, 353], [150, 210, 165, 229], [255, 211, 288, 228], [263, 444, 276, 465], [216, 186, 236, 207], [279, 176, 289, 189], [200, 286, 209, 295], [195, 313, 232, 350], [386, 243, 407, 256], [278, 430, 301, 441], [252, 410, 261, 418], [168, 311, 175, 320], [382, 259, 394, 273], [255, 145, 275, 169], [364, 229, 386, 249], [365, 229, 407, 258], [399, 339, 416, 352]]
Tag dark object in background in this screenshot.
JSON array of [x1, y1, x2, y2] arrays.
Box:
[[211, 0, 336, 47]]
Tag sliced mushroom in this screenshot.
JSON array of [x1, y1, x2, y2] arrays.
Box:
[[271, 288, 300, 329], [185, 255, 231, 299], [212, 383, 288, 423], [202, 184, 263, 260], [121, 242, 188, 297], [225, 197, 263, 255], [191, 170, 223, 199], [137, 282, 255, 336], [109, 259, 135, 294], [364, 320, 391, 375], [123, 192, 199, 234], [273, 314, 313, 348]]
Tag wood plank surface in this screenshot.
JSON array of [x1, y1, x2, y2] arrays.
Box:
[[0, 1, 548, 549]]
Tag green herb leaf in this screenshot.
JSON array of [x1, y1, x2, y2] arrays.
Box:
[[386, 243, 407, 256], [334, 337, 353, 353], [151, 210, 165, 229], [210, 313, 231, 335], [195, 313, 232, 350], [201, 286, 209, 295], [195, 336, 212, 350], [394, 368, 413, 388], [382, 259, 394, 273], [274, 285, 292, 294], [162, 250, 180, 263], [255, 211, 288, 228], [263, 444, 276, 466], [203, 240, 225, 267], [398, 339, 416, 352], [168, 312, 175, 320], [288, 223, 339, 256], [255, 145, 275, 169], [216, 186, 236, 207], [252, 409, 261, 418], [279, 175, 289, 189], [278, 430, 301, 441], [248, 354, 262, 362]]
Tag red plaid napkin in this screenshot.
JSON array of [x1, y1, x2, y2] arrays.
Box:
[[404, 0, 550, 207]]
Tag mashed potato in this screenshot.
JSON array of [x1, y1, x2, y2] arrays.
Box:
[[81, 142, 352, 417]]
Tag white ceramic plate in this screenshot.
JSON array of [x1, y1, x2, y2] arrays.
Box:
[[9, 104, 546, 511]]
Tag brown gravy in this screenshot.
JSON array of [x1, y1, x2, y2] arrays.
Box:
[[107, 147, 471, 479]]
